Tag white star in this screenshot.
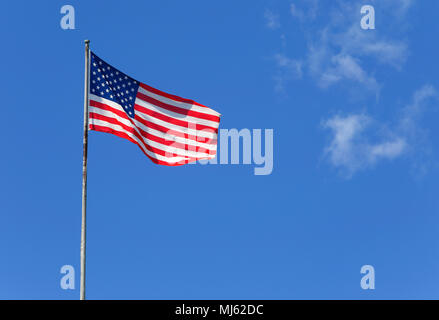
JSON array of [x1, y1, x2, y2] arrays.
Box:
[[99, 61, 102, 65]]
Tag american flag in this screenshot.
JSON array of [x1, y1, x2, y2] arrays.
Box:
[[88, 51, 221, 166]]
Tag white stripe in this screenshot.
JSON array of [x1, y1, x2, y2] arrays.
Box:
[[90, 111, 216, 159], [90, 119, 191, 163], [90, 94, 217, 139], [91, 118, 214, 162], [90, 105, 217, 151], [138, 86, 221, 117], [136, 108, 217, 139], [135, 96, 220, 129]]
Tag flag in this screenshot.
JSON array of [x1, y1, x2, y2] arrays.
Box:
[[88, 51, 221, 166]]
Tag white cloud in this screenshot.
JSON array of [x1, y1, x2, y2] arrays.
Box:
[[333, 23, 409, 68], [308, 2, 408, 91], [322, 114, 369, 171], [264, 9, 280, 30], [322, 114, 406, 176], [322, 85, 438, 177], [274, 1, 411, 92], [319, 54, 379, 91], [368, 139, 407, 159]]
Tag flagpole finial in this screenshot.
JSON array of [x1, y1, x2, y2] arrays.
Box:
[[84, 39, 90, 44]]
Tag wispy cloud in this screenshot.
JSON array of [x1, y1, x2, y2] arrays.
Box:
[[264, 9, 280, 30], [399, 85, 437, 136], [273, 1, 411, 93], [307, 2, 408, 92], [319, 54, 379, 91], [322, 85, 438, 177], [273, 53, 302, 92], [322, 114, 406, 177], [290, 0, 318, 22], [380, 0, 413, 17], [331, 22, 409, 68]]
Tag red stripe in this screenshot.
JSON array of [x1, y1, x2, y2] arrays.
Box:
[[134, 102, 219, 133], [90, 99, 217, 145], [90, 124, 203, 166], [90, 112, 216, 156], [90, 112, 200, 159], [136, 91, 220, 123], [139, 82, 212, 110], [135, 114, 217, 145], [90, 100, 127, 121]]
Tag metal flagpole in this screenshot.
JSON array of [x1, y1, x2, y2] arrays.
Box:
[[80, 39, 90, 300]]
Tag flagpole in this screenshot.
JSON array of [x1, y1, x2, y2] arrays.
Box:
[[80, 39, 90, 300]]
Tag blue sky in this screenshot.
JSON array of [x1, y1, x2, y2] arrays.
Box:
[[1, 0, 439, 299]]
